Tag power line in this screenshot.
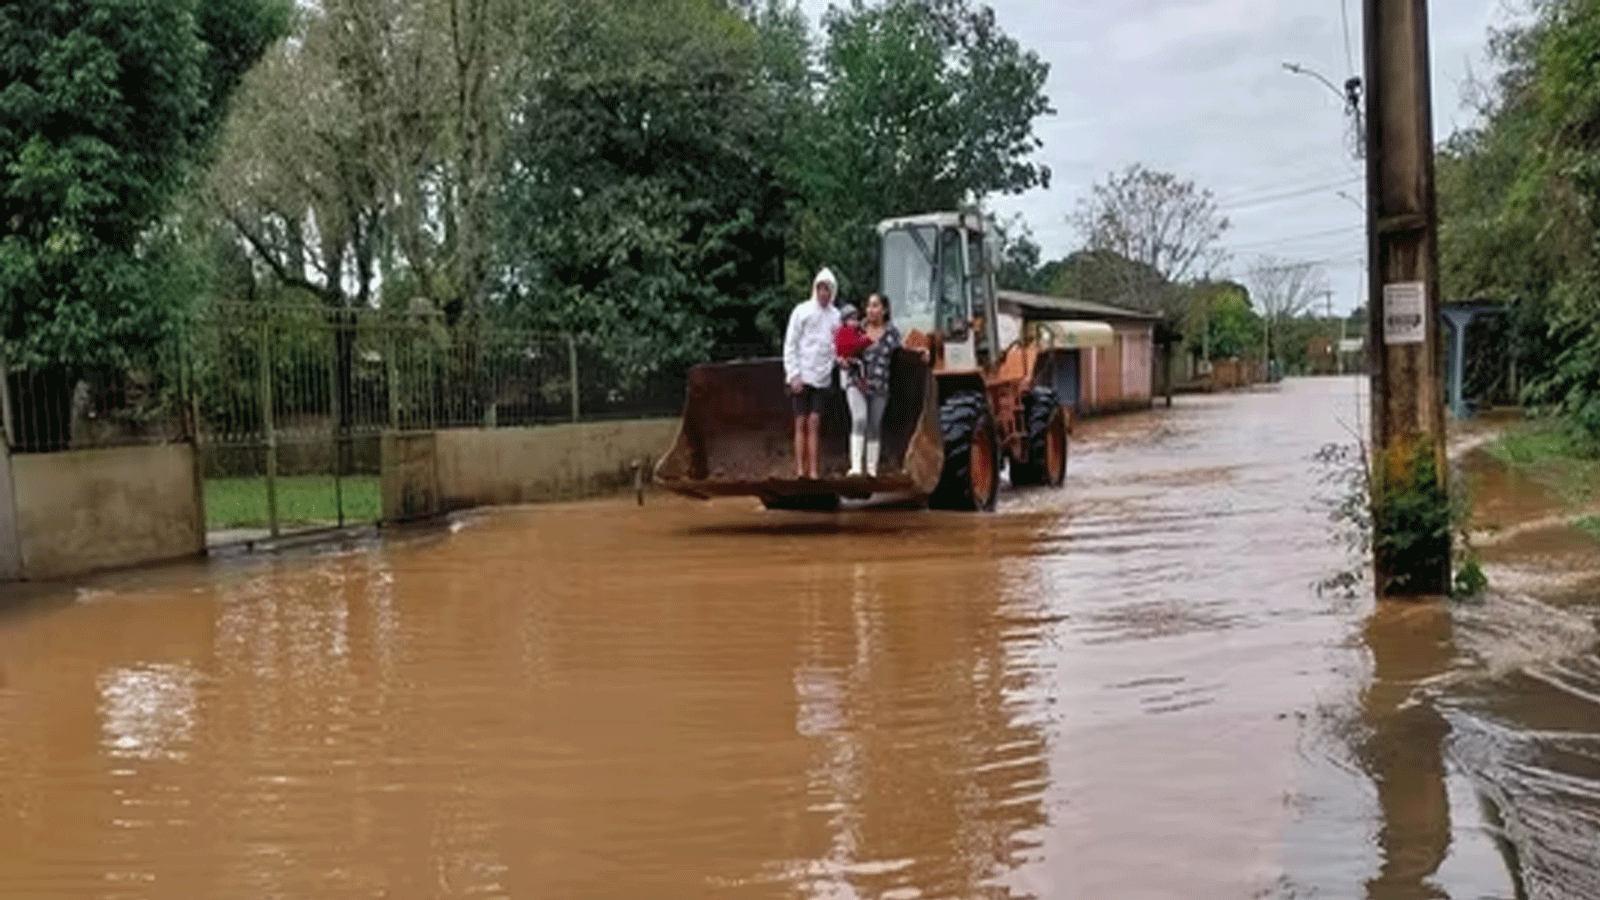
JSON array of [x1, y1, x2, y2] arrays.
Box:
[[1237, 253, 1364, 272], [1231, 241, 1365, 261], [1227, 224, 1364, 252], [1218, 176, 1363, 214], [1217, 175, 1357, 206], [1214, 172, 1361, 207]]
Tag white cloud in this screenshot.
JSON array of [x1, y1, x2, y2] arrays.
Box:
[[1101, 0, 1287, 64]]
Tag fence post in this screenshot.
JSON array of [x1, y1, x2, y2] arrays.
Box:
[[260, 320, 280, 538], [177, 329, 209, 549], [567, 332, 580, 423], [0, 342, 12, 450], [328, 315, 345, 528], [387, 329, 401, 431]]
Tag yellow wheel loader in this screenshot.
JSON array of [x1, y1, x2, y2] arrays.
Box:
[[653, 208, 1072, 512]]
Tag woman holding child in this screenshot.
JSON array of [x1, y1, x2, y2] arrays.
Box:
[[836, 292, 904, 477]]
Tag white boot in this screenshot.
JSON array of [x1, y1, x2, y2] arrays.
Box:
[[848, 433, 865, 476], [864, 439, 879, 476]]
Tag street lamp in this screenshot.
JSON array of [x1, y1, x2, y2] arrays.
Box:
[[1282, 61, 1365, 160]]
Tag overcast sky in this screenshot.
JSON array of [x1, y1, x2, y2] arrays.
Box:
[[799, 0, 1525, 315]]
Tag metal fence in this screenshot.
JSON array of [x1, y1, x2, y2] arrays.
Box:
[[1, 303, 712, 538], [0, 338, 190, 455]]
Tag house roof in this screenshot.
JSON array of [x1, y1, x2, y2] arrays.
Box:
[[996, 289, 1163, 323]]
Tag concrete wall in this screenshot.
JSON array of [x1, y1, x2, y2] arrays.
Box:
[[383, 418, 678, 522], [381, 432, 440, 523], [9, 444, 204, 580]]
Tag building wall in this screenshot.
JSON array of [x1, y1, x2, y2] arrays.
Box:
[[1078, 325, 1155, 414], [1209, 358, 1265, 390], [8, 444, 204, 580], [383, 419, 679, 522]]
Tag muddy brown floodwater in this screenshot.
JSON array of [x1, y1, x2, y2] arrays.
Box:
[[0, 376, 1595, 899]]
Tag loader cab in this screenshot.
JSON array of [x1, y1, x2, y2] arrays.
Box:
[[876, 211, 1002, 373]]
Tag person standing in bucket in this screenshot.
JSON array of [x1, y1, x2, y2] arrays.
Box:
[[851, 292, 905, 476], [784, 267, 841, 479]]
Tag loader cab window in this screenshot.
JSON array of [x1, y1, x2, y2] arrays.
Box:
[[879, 225, 938, 336], [936, 226, 970, 339], [967, 226, 1000, 362]]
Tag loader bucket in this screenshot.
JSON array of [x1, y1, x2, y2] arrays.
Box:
[[653, 349, 944, 504]]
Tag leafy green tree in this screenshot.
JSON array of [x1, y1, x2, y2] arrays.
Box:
[[1189, 281, 1259, 361], [496, 0, 791, 388], [1038, 249, 1166, 307], [0, 0, 288, 448], [988, 215, 1049, 293], [786, 0, 1053, 297], [1436, 0, 1600, 440], [209, 0, 538, 321]]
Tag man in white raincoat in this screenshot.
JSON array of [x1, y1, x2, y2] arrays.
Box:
[[783, 267, 841, 479]]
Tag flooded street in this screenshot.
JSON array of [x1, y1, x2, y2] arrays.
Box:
[[1, 376, 1595, 898]]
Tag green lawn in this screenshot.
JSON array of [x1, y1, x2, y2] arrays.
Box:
[[1487, 419, 1600, 543], [1488, 418, 1600, 507], [204, 475, 381, 530]]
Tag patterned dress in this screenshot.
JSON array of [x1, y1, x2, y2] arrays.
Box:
[[858, 324, 902, 397]]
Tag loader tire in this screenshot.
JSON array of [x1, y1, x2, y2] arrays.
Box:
[[1009, 387, 1068, 488], [929, 391, 1000, 512]]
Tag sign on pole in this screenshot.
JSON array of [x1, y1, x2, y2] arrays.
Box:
[[1382, 281, 1426, 345]]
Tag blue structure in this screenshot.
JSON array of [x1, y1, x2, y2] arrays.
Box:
[[1440, 299, 1507, 419]]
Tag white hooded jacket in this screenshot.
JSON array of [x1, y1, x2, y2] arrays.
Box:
[[783, 267, 841, 389]]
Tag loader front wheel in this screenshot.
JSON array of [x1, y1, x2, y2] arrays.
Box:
[[1010, 387, 1068, 488], [930, 391, 1000, 512]]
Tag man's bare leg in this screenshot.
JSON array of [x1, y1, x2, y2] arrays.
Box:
[[794, 414, 807, 478], [805, 412, 822, 479]]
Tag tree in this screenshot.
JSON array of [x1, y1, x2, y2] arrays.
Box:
[[1434, 0, 1600, 440], [201, 0, 545, 440], [1194, 283, 1260, 361], [1068, 163, 1230, 316], [1038, 248, 1165, 305], [0, 0, 289, 450], [989, 214, 1048, 293], [1245, 255, 1330, 361], [496, 0, 790, 387], [786, 0, 1054, 297], [207, 0, 538, 320]]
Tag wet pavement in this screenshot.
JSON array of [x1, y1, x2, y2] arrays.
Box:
[[0, 376, 1594, 898]]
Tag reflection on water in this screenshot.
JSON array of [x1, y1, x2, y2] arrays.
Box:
[[0, 497, 1054, 899], [1358, 602, 1459, 900], [1, 377, 1596, 899], [100, 663, 200, 762]]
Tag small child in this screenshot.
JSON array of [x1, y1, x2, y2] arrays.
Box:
[[834, 304, 871, 392]]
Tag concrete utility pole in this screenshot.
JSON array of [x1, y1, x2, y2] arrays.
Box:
[[1363, 0, 1450, 597]]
